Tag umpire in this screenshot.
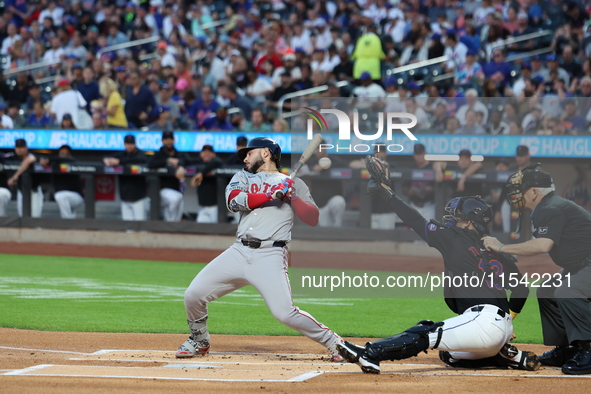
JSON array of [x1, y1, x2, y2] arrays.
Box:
[[483, 164, 591, 375]]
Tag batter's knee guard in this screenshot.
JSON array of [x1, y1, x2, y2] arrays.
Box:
[[365, 320, 444, 362]]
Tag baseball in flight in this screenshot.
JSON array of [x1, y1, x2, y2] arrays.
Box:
[[318, 157, 332, 169]]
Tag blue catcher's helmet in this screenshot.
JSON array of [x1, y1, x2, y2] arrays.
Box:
[[442, 196, 493, 234]]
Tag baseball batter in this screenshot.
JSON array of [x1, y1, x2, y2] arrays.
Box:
[[176, 137, 344, 361], [336, 156, 539, 374]]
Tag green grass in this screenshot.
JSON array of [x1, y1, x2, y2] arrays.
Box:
[[0, 254, 543, 343]]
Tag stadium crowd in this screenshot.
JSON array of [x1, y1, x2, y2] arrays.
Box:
[[0, 0, 589, 134]]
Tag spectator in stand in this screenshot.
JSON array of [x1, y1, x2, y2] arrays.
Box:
[[26, 84, 48, 113], [76, 67, 100, 112], [42, 36, 65, 67], [7, 101, 26, 128], [99, 77, 128, 129], [0, 103, 14, 128], [11, 72, 31, 105], [351, 24, 385, 80], [266, 72, 297, 117], [456, 89, 489, 126], [157, 83, 181, 126], [487, 109, 510, 135], [124, 70, 156, 128], [148, 131, 189, 222], [444, 32, 468, 73], [457, 109, 486, 134], [483, 49, 513, 87], [12, 27, 37, 68], [27, 101, 52, 127], [546, 53, 571, 86], [148, 105, 174, 132], [219, 83, 253, 121], [103, 135, 149, 221], [1, 22, 21, 69], [455, 48, 484, 86], [561, 99, 586, 133], [188, 84, 218, 129], [242, 107, 272, 133], [245, 67, 273, 106], [60, 113, 76, 129], [202, 106, 233, 131], [430, 102, 449, 133], [38, 1, 64, 27]]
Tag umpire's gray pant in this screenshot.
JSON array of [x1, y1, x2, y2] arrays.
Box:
[[537, 265, 591, 346]]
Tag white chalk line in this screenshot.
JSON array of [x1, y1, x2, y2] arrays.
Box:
[[1, 364, 323, 382]]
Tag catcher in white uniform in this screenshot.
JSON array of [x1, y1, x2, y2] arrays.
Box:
[[176, 137, 344, 361]]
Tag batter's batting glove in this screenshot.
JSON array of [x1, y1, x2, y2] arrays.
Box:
[[365, 155, 395, 202], [267, 183, 288, 200]]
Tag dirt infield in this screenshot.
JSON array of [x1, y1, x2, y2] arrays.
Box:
[[0, 241, 578, 393], [1, 328, 589, 393], [0, 241, 559, 274]]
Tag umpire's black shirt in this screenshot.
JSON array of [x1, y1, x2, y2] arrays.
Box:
[[109, 149, 148, 202], [531, 192, 591, 270]]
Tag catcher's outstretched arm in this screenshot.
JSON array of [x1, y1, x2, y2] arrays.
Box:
[[387, 194, 430, 241]]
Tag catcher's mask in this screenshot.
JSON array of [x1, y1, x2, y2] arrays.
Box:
[[505, 163, 553, 212], [443, 196, 493, 234]]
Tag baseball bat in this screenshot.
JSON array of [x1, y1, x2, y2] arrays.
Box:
[[275, 133, 323, 199]]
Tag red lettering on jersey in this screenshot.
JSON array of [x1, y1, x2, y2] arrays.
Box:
[[262, 182, 271, 193], [250, 184, 260, 193], [468, 246, 480, 257]]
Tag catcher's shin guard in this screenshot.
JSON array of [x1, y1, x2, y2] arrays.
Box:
[[365, 320, 444, 361]]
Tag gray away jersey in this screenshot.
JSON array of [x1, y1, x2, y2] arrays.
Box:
[[226, 170, 317, 242]]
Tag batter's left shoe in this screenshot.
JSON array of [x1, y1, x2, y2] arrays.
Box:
[[499, 344, 541, 371], [327, 334, 346, 362], [175, 336, 210, 358]]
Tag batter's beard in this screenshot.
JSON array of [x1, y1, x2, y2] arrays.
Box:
[[246, 158, 265, 174]]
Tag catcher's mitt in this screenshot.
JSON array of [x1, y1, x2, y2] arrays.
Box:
[[365, 155, 395, 202], [365, 155, 392, 187]]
